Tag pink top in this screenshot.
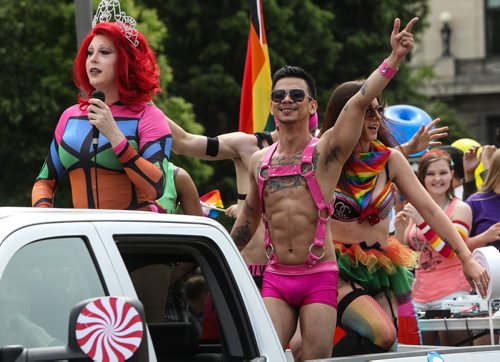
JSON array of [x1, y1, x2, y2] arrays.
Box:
[[407, 198, 472, 303]]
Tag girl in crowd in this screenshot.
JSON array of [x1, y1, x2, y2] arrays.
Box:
[[32, 10, 171, 211], [319, 83, 488, 354], [396, 149, 473, 346], [466, 148, 500, 251]]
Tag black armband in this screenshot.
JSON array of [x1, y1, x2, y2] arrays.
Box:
[[237, 193, 247, 201], [254, 131, 274, 149], [205, 136, 219, 157]]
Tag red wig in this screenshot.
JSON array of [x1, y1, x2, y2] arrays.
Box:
[[73, 22, 161, 106]]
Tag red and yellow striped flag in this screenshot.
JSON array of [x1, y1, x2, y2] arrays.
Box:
[[239, 0, 272, 134]]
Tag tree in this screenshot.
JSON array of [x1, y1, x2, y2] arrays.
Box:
[[138, 0, 342, 205], [0, 0, 76, 206], [0, 0, 210, 206]]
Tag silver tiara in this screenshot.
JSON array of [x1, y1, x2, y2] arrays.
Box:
[[92, 0, 139, 48]]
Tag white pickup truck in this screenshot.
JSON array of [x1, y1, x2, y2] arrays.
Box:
[[2, 207, 500, 362], [0, 207, 285, 361]]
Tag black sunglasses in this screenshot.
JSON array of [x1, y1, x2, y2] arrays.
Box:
[[365, 105, 385, 118], [271, 88, 313, 103]]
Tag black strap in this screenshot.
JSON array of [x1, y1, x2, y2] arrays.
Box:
[[337, 287, 370, 325], [385, 161, 390, 180], [237, 193, 247, 201], [359, 241, 383, 251], [383, 288, 398, 329], [205, 136, 219, 157], [254, 131, 273, 149]]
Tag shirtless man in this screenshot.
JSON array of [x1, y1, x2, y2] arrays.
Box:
[[166, 117, 278, 283], [229, 17, 419, 360], [167, 108, 318, 282]]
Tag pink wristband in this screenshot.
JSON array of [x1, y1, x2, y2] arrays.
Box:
[[378, 59, 399, 79]]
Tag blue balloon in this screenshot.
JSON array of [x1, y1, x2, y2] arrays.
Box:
[[384, 105, 433, 157]]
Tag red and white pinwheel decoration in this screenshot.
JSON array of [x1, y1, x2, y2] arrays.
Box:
[[75, 297, 143, 362]]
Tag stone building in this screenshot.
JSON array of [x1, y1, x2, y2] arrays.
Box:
[[411, 0, 500, 146]]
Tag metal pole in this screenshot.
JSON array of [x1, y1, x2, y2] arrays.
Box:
[[74, 0, 93, 48]]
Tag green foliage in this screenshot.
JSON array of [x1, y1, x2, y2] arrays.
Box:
[[156, 96, 213, 184], [0, 0, 207, 206], [310, 0, 430, 117], [1, 0, 472, 213], [136, 0, 344, 207], [0, 0, 76, 206], [135, 0, 469, 220]]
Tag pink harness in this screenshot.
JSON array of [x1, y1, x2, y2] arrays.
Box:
[[258, 138, 334, 267]]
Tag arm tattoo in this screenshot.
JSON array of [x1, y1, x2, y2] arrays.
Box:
[[231, 221, 253, 250], [244, 199, 255, 214], [361, 81, 368, 95], [443, 239, 461, 256], [444, 239, 460, 256]]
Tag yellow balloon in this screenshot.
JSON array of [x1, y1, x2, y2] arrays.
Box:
[[451, 138, 484, 188], [475, 159, 484, 188], [451, 138, 481, 153]]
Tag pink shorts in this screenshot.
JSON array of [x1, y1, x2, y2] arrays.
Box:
[[261, 260, 339, 309]]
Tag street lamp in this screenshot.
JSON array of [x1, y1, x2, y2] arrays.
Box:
[[74, 0, 93, 47], [439, 11, 452, 57]]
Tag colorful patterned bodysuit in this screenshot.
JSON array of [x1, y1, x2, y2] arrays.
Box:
[[32, 102, 172, 211]]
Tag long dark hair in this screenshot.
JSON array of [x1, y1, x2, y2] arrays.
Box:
[[319, 80, 398, 148]]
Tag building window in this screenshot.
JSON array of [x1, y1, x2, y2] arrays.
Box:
[[486, 0, 500, 56], [487, 116, 500, 146]]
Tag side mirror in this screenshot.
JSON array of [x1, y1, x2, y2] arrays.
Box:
[[67, 296, 149, 362], [0, 345, 26, 362]]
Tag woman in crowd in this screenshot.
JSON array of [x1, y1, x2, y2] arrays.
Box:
[[396, 149, 473, 346], [32, 7, 171, 211], [318, 84, 488, 354], [466, 147, 500, 251]]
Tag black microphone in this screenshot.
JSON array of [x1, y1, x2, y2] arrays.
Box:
[[91, 90, 106, 149]]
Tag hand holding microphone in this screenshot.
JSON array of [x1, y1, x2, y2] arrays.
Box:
[[88, 91, 124, 148], [90, 90, 105, 149]]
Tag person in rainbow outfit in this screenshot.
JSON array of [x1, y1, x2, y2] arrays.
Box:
[[32, 0, 171, 211], [318, 85, 488, 355]]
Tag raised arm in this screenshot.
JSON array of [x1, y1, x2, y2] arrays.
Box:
[[391, 150, 489, 296], [399, 117, 449, 156], [166, 116, 255, 162], [319, 17, 418, 164]]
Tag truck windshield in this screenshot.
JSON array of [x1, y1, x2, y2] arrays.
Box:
[[0, 237, 105, 348]]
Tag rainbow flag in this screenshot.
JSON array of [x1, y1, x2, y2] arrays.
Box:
[[200, 190, 224, 218], [239, 0, 272, 133]]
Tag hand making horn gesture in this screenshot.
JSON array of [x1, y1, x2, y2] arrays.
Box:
[[391, 17, 419, 58]]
